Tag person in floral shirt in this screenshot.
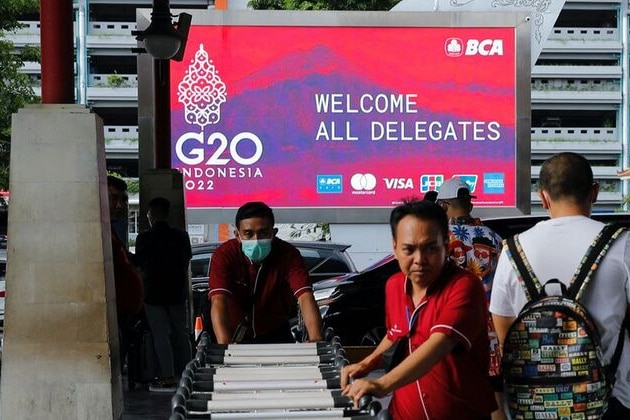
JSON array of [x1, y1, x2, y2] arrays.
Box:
[[436, 177, 505, 420]]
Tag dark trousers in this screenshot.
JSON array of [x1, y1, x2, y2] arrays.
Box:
[[118, 314, 138, 372], [144, 302, 192, 379], [603, 397, 630, 420]]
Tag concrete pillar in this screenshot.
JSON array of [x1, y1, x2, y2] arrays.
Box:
[[0, 105, 123, 419]]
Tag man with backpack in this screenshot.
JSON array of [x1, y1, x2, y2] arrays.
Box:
[[490, 152, 630, 419]]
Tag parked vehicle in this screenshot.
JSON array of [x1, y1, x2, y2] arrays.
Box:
[[189, 240, 358, 339], [301, 213, 630, 346], [304, 255, 399, 346]]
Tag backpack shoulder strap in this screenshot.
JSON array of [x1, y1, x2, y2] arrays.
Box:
[[566, 223, 624, 301], [565, 223, 626, 385], [505, 234, 543, 302]]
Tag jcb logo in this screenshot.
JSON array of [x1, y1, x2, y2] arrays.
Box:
[[465, 39, 503, 56]]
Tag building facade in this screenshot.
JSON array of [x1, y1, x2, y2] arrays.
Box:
[[7, 0, 629, 241]]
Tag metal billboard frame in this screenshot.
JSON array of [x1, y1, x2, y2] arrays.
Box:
[[138, 10, 531, 224]]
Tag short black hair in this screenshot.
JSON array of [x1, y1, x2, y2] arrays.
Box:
[[107, 175, 127, 192], [389, 199, 448, 241], [423, 190, 438, 203], [235, 201, 275, 229], [539, 152, 593, 203], [148, 197, 170, 218]]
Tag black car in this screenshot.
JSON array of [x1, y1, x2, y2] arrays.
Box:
[[305, 255, 399, 346], [302, 213, 630, 346], [189, 240, 358, 337]]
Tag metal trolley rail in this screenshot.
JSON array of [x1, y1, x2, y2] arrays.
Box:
[[170, 332, 391, 420]]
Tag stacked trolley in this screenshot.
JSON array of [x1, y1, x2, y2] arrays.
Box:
[[170, 332, 391, 420]]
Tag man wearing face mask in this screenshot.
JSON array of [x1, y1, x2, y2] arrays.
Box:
[[209, 201, 323, 344]]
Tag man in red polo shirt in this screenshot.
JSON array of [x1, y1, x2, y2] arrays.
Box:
[[209, 201, 323, 344], [341, 199, 496, 419]]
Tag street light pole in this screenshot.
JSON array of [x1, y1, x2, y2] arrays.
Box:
[[155, 59, 171, 170], [135, 3, 191, 232], [135, 0, 191, 170]]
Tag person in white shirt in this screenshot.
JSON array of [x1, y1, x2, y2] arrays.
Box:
[[489, 152, 630, 419]]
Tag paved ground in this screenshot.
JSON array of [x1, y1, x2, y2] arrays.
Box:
[[0, 374, 171, 419], [122, 376, 172, 419]]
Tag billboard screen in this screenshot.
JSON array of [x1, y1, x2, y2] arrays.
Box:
[[165, 11, 531, 222]]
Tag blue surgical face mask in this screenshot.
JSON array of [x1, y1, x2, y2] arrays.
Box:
[[240, 239, 272, 262]]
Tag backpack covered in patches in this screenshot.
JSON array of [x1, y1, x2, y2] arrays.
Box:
[[502, 224, 626, 420]]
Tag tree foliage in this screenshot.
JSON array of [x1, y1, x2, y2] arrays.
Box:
[[249, 0, 399, 11], [0, 0, 39, 195], [0, 0, 38, 33]]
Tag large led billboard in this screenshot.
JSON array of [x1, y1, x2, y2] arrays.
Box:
[[156, 10, 531, 223]]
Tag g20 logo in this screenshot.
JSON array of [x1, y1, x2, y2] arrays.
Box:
[[175, 131, 263, 165]]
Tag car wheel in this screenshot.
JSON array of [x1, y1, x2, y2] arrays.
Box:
[[360, 326, 386, 346]]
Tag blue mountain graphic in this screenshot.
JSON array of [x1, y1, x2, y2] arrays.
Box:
[[205, 44, 514, 164]]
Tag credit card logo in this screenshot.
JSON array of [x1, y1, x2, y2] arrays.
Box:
[[454, 174, 478, 193], [420, 175, 444, 193], [317, 175, 343, 193]]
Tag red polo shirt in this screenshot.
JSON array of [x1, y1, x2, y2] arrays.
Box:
[[385, 264, 496, 419], [209, 238, 312, 339]]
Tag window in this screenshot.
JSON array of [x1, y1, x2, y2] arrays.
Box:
[[128, 210, 139, 235], [191, 252, 211, 279], [298, 247, 352, 281]]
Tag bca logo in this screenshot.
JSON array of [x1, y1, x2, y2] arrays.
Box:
[[316, 175, 343, 194], [445, 38, 504, 57], [444, 38, 464, 57]]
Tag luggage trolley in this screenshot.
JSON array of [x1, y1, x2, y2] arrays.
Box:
[[170, 332, 391, 420]]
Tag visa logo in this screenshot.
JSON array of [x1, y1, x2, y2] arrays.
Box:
[[384, 178, 414, 189]]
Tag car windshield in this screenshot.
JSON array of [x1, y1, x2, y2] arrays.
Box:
[[191, 252, 211, 279], [300, 248, 353, 278]]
